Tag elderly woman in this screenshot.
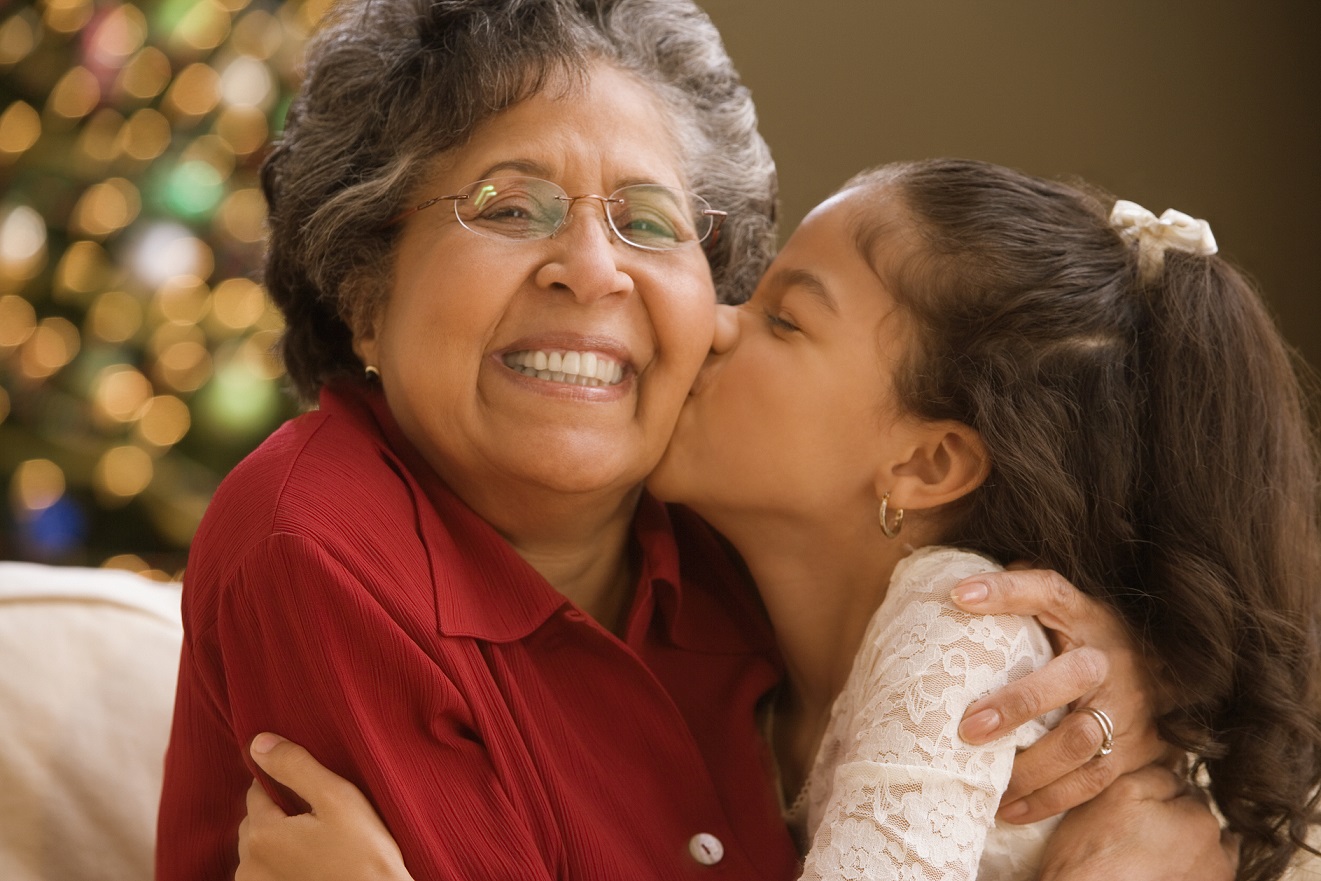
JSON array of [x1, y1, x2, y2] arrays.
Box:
[[157, 1, 1227, 879]]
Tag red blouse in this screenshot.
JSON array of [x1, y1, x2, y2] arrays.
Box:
[[156, 382, 799, 881]]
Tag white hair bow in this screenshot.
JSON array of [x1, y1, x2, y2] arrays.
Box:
[[1109, 199, 1218, 282]]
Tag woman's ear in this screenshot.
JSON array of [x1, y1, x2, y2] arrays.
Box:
[[352, 319, 380, 370], [346, 279, 384, 370], [877, 420, 989, 512]]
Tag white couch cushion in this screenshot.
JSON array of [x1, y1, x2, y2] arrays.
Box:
[[0, 562, 182, 881]]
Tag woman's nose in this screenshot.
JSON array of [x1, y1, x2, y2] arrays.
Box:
[[711, 303, 740, 353], [533, 202, 634, 301]]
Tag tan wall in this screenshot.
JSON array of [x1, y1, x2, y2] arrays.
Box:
[[701, 0, 1321, 381]]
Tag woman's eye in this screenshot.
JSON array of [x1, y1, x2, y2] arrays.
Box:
[[763, 309, 801, 333], [463, 194, 556, 236], [615, 209, 684, 245], [474, 197, 537, 221]]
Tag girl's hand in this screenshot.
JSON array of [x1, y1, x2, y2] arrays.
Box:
[[950, 568, 1168, 824], [236, 734, 414, 881]]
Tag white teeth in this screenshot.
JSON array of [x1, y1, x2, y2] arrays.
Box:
[[502, 349, 626, 387]]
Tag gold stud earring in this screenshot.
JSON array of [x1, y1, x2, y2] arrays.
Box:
[[879, 492, 904, 539]]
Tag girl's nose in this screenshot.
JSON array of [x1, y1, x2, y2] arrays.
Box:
[[711, 303, 740, 353]]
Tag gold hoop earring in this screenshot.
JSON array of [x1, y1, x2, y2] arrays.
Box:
[[364, 365, 380, 381], [879, 492, 904, 539]]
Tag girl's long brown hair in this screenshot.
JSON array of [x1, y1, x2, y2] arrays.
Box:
[[848, 158, 1321, 880]]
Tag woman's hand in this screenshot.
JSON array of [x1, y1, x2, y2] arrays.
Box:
[[950, 568, 1168, 823], [236, 734, 414, 881], [1037, 765, 1238, 881]]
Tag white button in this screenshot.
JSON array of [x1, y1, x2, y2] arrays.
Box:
[[688, 832, 724, 866]]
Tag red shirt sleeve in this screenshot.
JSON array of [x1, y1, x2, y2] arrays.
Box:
[[157, 533, 559, 881]]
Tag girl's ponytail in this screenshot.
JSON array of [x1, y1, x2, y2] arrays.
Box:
[[1133, 246, 1321, 881]]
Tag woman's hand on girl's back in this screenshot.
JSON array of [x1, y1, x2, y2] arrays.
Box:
[[237, 734, 415, 881], [950, 567, 1168, 823], [1037, 765, 1238, 881]]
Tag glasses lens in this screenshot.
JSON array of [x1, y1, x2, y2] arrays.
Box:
[[454, 178, 565, 240], [609, 185, 711, 250]]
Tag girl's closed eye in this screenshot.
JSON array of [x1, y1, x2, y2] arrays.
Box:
[[763, 309, 802, 334]]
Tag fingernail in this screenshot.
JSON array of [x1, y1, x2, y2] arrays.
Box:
[[951, 582, 988, 606], [251, 733, 283, 755], [998, 800, 1029, 822], [959, 708, 1001, 742]]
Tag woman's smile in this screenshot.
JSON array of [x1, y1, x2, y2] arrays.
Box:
[[501, 347, 628, 388]]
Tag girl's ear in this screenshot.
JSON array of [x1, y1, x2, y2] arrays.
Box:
[[876, 420, 989, 513]]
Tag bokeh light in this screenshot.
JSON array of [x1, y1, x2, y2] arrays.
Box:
[[47, 66, 102, 122], [163, 61, 221, 121], [213, 104, 267, 156], [195, 349, 280, 439], [170, 0, 232, 54], [214, 185, 264, 242], [76, 107, 125, 165], [116, 46, 172, 101], [135, 393, 191, 447], [43, 0, 95, 36], [71, 177, 142, 238], [54, 240, 112, 303], [127, 222, 213, 288], [11, 458, 67, 512], [150, 320, 212, 391], [230, 8, 281, 59], [210, 277, 265, 331], [161, 158, 226, 219], [0, 295, 37, 349], [87, 4, 149, 70], [85, 289, 144, 343], [94, 443, 154, 502], [154, 275, 211, 326], [119, 107, 172, 161], [0, 100, 41, 160], [19, 317, 81, 379], [92, 364, 153, 426], [0, 13, 38, 67], [0, 205, 47, 283]]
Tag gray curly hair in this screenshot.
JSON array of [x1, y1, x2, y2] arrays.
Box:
[[262, 0, 779, 401]]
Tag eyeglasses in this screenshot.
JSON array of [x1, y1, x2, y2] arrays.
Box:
[[388, 176, 727, 252]]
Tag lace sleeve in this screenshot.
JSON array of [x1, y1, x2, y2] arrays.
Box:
[[798, 548, 1056, 881]]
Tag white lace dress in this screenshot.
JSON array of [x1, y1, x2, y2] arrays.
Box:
[[792, 546, 1064, 881]]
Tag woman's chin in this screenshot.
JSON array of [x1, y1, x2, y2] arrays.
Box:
[[513, 455, 651, 500]]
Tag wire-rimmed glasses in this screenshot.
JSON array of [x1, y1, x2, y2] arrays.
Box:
[[388, 176, 727, 252]]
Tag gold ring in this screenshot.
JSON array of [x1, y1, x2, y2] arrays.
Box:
[[1076, 706, 1115, 758]]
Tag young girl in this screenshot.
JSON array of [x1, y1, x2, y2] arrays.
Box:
[[236, 159, 1321, 880]]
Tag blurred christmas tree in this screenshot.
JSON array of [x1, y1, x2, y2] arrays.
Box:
[[0, 0, 328, 577]]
